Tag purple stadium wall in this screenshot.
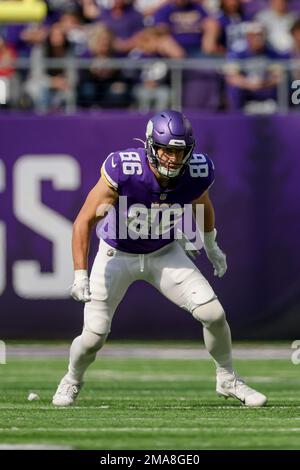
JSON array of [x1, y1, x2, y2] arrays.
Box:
[[0, 112, 300, 340]]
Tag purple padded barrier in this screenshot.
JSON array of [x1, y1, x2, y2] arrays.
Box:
[[0, 111, 300, 340]]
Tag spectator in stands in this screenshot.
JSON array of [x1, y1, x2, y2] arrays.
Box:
[[202, 0, 221, 14], [98, 0, 144, 54], [2, 24, 32, 58], [129, 26, 184, 111], [59, 7, 83, 36], [46, 0, 76, 24], [0, 33, 18, 107], [153, 0, 219, 57], [77, 24, 131, 108], [290, 17, 300, 56], [0, 33, 17, 78], [153, 0, 223, 110], [240, 0, 267, 18], [255, 0, 296, 53], [77, 0, 101, 23], [135, 0, 170, 19], [290, 18, 300, 74], [21, 24, 49, 46], [59, 7, 87, 55], [214, 0, 253, 53], [290, 17, 300, 45], [24, 23, 72, 111], [225, 21, 287, 112]]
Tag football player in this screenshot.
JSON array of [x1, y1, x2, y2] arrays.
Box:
[[53, 110, 267, 407]]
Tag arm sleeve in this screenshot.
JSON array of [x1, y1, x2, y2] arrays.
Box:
[[100, 152, 120, 191]]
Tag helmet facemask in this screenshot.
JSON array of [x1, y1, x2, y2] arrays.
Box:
[[147, 141, 194, 178]]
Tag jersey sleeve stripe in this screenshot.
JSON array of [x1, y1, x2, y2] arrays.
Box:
[[101, 164, 118, 190]]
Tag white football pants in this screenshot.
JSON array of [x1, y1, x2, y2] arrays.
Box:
[[67, 239, 233, 383]]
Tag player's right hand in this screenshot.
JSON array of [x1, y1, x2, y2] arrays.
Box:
[[70, 270, 91, 303]]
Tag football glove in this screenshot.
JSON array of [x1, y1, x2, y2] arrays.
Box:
[[204, 229, 227, 278], [70, 269, 91, 302]]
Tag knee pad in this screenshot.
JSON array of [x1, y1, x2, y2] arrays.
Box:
[[84, 300, 112, 336], [81, 329, 108, 354], [192, 298, 226, 329]]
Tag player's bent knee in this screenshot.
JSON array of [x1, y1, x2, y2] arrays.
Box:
[[192, 299, 226, 328], [84, 300, 113, 337], [182, 284, 216, 313], [81, 329, 108, 353]]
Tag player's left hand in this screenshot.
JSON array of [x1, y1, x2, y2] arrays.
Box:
[[205, 245, 227, 277], [204, 229, 227, 277]]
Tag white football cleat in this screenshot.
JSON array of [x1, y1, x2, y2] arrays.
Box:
[[52, 376, 83, 407], [216, 373, 267, 407]]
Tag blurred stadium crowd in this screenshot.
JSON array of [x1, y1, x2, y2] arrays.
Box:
[[1, 0, 300, 112]]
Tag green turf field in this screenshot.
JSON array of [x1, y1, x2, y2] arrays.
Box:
[[1, 354, 300, 450]]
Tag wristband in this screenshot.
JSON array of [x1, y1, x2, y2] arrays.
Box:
[[74, 269, 88, 281], [204, 228, 217, 250]]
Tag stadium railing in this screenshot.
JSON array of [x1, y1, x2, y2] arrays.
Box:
[[0, 57, 299, 113]]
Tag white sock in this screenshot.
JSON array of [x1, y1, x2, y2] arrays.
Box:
[[203, 320, 234, 375], [66, 330, 107, 384], [193, 299, 233, 375]]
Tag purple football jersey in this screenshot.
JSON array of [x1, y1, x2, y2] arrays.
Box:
[[97, 147, 214, 254], [153, 2, 208, 52]]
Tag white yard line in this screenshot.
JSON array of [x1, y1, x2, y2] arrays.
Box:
[[88, 372, 286, 383], [0, 405, 299, 410], [0, 427, 299, 433], [6, 345, 293, 360]]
